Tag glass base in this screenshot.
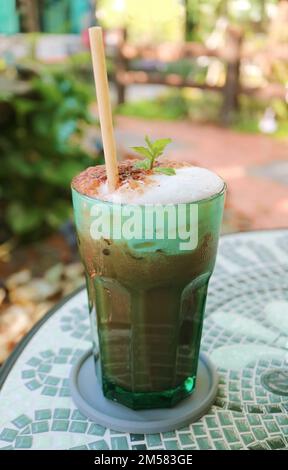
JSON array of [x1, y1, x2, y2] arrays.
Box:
[[102, 376, 196, 410]]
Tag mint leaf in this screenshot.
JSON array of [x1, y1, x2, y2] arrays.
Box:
[[134, 159, 150, 170], [131, 146, 152, 160], [145, 135, 154, 152], [154, 167, 176, 176], [131, 136, 173, 172], [152, 138, 172, 155]]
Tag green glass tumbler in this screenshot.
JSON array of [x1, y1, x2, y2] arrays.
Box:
[[72, 183, 225, 409]]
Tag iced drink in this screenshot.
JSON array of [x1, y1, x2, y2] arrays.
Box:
[[72, 160, 225, 409]]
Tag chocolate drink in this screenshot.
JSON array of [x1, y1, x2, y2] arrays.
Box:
[[72, 160, 225, 409]]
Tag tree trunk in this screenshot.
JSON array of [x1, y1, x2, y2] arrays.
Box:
[[184, 0, 196, 41], [18, 0, 40, 32], [220, 25, 243, 125], [115, 28, 128, 105]]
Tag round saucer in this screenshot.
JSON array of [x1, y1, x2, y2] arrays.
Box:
[[69, 349, 218, 433]]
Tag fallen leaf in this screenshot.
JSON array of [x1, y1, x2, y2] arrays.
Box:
[[6, 269, 31, 290]]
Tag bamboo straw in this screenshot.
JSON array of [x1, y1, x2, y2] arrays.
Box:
[[88, 26, 119, 191]]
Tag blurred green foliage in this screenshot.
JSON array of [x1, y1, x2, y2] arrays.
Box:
[[117, 88, 288, 137], [0, 69, 103, 241], [158, 59, 207, 83], [117, 89, 221, 122], [98, 0, 278, 43], [233, 95, 288, 137], [117, 91, 190, 121], [98, 0, 183, 43], [129, 59, 197, 79], [185, 0, 277, 40]]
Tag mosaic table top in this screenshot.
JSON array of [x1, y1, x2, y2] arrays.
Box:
[[0, 229, 288, 450]]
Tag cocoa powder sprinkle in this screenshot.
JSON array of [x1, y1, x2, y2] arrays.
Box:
[[72, 159, 192, 197]]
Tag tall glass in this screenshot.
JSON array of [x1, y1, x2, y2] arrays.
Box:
[[72, 184, 225, 409]]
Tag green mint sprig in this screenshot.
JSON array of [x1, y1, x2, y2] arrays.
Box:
[[131, 136, 175, 175]]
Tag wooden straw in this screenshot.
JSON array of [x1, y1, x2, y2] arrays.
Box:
[[88, 26, 119, 191]]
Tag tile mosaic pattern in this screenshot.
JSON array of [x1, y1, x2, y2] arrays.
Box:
[[60, 306, 91, 341], [22, 348, 87, 397], [0, 230, 288, 450]]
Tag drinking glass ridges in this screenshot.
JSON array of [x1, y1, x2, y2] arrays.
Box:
[[72, 159, 225, 409]]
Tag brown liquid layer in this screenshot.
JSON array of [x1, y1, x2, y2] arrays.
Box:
[[78, 229, 217, 392]]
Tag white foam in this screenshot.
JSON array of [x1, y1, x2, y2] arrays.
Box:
[[97, 166, 224, 204]]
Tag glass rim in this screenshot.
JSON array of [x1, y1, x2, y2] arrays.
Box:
[[71, 182, 226, 208]]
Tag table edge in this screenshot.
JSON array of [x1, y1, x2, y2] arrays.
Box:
[[0, 285, 85, 391]]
